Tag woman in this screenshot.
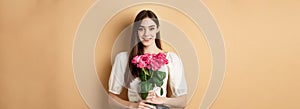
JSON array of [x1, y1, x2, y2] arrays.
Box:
[[108, 10, 187, 109]]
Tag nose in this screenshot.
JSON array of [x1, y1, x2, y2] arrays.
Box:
[[144, 29, 150, 37]]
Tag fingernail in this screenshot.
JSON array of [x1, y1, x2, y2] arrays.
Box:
[[151, 105, 155, 108]]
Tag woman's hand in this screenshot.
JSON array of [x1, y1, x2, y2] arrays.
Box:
[[146, 90, 167, 105]]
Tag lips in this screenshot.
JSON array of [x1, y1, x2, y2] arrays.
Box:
[[143, 37, 152, 41]]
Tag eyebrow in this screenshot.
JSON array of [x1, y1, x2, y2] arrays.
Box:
[[139, 25, 156, 28]]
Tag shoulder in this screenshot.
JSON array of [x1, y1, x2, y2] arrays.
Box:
[[115, 52, 128, 59], [113, 52, 129, 63], [167, 52, 181, 60], [166, 52, 183, 64]]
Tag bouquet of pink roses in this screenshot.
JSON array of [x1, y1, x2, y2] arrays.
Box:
[[131, 52, 168, 100]]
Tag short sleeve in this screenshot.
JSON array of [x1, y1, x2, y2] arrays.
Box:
[[167, 52, 188, 96], [108, 52, 128, 94]]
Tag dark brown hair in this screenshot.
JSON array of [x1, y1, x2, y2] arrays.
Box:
[[124, 10, 163, 87]]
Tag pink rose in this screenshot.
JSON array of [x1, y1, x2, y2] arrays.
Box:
[[131, 53, 168, 71], [132, 55, 141, 64], [137, 61, 147, 68]]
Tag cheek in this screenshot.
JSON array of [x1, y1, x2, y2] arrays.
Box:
[[151, 32, 157, 38], [138, 31, 143, 37], [137, 35, 144, 42]]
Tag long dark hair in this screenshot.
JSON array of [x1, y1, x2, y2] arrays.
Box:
[[124, 10, 163, 87]]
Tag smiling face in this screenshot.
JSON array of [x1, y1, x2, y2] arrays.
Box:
[[137, 17, 160, 47]]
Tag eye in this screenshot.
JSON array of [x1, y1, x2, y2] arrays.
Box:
[[138, 27, 144, 31], [150, 27, 155, 31]]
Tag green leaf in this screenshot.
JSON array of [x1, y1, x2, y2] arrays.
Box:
[[141, 93, 148, 100], [153, 77, 163, 87], [156, 71, 166, 81], [149, 69, 154, 78], [139, 71, 147, 81], [139, 70, 152, 81], [141, 81, 154, 92], [160, 87, 163, 96], [140, 81, 154, 100]]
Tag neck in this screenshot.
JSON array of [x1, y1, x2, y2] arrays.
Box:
[[143, 44, 162, 54]]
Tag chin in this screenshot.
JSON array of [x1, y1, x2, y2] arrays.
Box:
[[142, 43, 151, 47], [141, 41, 152, 47]]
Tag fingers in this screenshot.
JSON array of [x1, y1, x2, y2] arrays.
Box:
[[146, 94, 155, 100], [145, 99, 155, 104], [145, 96, 167, 105], [148, 90, 156, 96], [138, 90, 160, 109], [138, 100, 156, 109], [146, 90, 157, 100]]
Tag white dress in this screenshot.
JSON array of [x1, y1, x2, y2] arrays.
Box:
[[108, 52, 187, 102]]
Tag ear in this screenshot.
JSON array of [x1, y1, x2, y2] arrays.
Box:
[[156, 26, 160, 33]]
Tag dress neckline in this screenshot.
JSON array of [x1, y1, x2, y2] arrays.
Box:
[[143, 51, 168, 55]]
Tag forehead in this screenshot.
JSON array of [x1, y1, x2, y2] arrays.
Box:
[[140, 18, 157, 27]]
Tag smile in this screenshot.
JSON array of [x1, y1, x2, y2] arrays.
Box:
[[143, 37, 152, 41]]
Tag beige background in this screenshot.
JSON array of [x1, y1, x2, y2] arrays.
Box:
[[1, 0, 300, 109]]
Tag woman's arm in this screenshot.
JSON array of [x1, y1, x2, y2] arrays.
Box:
[[108, 92, 156, 109], [164, 95, 187, 108], [146, 90, 187, 108]]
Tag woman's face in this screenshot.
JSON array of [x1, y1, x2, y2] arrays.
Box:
[[137, 17, 159, 47]]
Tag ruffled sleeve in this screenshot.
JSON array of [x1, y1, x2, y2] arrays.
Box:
[[108, 52, 128, 94], [167, 52, 188, 96]]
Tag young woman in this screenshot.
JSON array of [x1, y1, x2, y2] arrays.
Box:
[[108, 10, 188, 109]]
